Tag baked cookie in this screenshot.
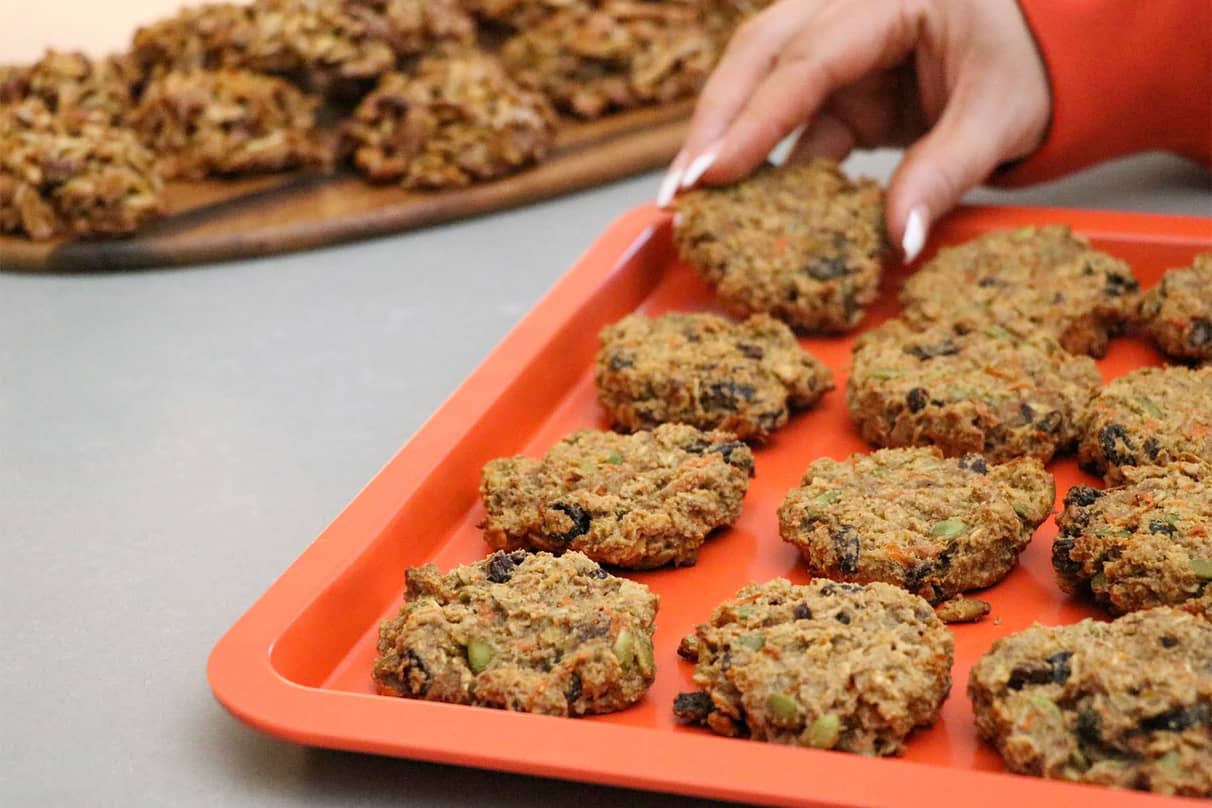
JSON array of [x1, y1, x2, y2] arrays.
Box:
[[674, 160, 888, 333], [1053, 461, 1212, 615], [131, 69, 326, 180], [0, 100, 164, 240], [480, 424, 753, 569], [673, 578, 953, 755], [1077, 365, 1212, 483], [0, 50, 135, 128], [500, 1, 717, 119], [778, 448, 1054, 603], [374, 550, 659, 716], [596, 312, 834, 441], [130, 0, 474, 91], [344, 52, 555, 190], [968, 608, 1212, 796], [1138, 253, 1212, 362], [900, 225, 1140, 357], [847, 319, 1101, 463]]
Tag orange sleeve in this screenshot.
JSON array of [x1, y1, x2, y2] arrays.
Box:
[[994, 0, 1212, 187]]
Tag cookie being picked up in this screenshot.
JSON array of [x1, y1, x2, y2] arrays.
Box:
[[480, 424, 754, 569]]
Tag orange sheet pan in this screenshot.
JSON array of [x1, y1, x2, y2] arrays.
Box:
[[208, 204, 1212, 807]]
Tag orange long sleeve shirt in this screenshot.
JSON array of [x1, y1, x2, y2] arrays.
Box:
[[998, 0, 1212, 186]]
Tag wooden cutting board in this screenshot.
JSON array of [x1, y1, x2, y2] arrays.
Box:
[[0, 100, 690, 272]]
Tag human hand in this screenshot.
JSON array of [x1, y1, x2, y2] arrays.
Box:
[[658, 0, 1051, 261]]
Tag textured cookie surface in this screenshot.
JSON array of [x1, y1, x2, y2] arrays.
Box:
[[596, 312, 833, 440], [131, 69, 326, 180], [1077, 365, 1212, 483], [500, 1, 717, 119], [480, 424, 753, 568], [847, 320, 1101, 463], [674, 160, 888, 333], [778, 448, 1054, 602], [344, 52, 555, 189], [901, 225, 1140, 357], [1138, 253, 1212, 362], [968, 608, 1212, 796], [374, 550, 659, 716], [674, 578, 953, 755], [0, 100, 164, 240], [1053, 461, 1212, 615], [0, 49, 135, 128]]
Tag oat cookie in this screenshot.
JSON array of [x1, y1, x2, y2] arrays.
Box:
[[1077, 365, 1212, 483], [1053, 461, 1212, 615], [374, 550, 658, 715], [0, 50, 135, 129], [901, 225, 1140, 357], [0, 100, 164, 240], [500, 1, 717, 119], [131, 69, 326, 180], [968, 608, 1212, 796], [847, 319, 1101, 463], [480, 424, 753, 569], [778, 448, 1054, 603], [344, 52, 555, 189], [596, 312, 833, 441], [674, 160, 888, 333], [673, 578, 953, 755], [1138, 253, 1212, 362]]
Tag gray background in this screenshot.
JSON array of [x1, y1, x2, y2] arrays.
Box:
[[1, 150, 1209, 806]]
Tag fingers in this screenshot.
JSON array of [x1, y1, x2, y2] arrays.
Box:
[[696, 0, 919, 185], [785, 111, 855, 164]]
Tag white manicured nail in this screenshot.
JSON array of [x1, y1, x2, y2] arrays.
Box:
[[680, 145, 720, 189], [767, 124, 805, 166], [657, 165, 683, 208], [902, 205, 929, 264]]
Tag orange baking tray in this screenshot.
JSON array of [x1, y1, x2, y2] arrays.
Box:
[[208, 203, 1212, 807]]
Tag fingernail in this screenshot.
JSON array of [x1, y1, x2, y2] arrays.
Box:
[[657, 164, 684, 209], [681, 143, 721, 189], [767, 124, 805, 167], [902, 205, 929, 264]]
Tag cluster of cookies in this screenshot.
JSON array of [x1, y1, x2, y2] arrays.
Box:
[[1, 0, 770, 241], [372, 160, 1210, 796]]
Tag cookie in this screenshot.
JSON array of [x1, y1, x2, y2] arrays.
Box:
[[900, 225, 1140, 357], [344, 52, 556, 190], [1138, 253, 1212, 362], [131, 69, 326, 180], [500, 1, 717, 119], [0, 100, 164, 240], [847, 319, 1101, 463], [480, 424, 753, 569], [673, 578, 953, 755], [1053, 461, 1212, 615], [0, 50, 135, 129], [674, 160, 888, 333], [1077, 365, 1212, 483], [374, 550, 659, 716], [596, 312, 834, 441], [778, 447, 1054, 602], [968, 607, 1212, 796]]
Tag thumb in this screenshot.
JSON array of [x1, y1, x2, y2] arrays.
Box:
[[886, 89, 1043, 262]]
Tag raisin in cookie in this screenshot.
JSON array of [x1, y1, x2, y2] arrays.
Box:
[[847, 319, 1101, 463], [674, 160, 888, 333], [480, 424, 753, 569], [901, 225, 1140, 357], [968, 608, 1212, 796], [374, 550, 658, 716], [1053, 461, 1212, 615], [674, 578, 953, 755], [596, 312, 833, 441], [1077, 365, 1212, 483], [1138, 253, 1212, 362], [778, 448, 1054, 603]]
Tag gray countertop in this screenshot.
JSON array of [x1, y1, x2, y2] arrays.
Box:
[[2, 150, 1208, 806]]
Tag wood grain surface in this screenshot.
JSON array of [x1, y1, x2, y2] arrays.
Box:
[[0, 100, 690, 272]]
